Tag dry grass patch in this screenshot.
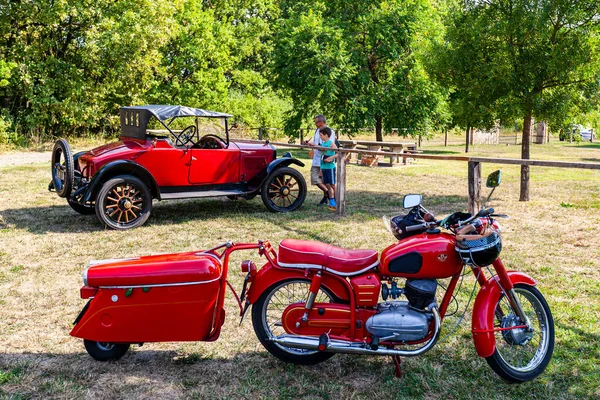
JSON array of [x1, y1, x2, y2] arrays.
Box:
[[0, 140, 599, 399]]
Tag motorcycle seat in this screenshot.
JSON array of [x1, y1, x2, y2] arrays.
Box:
[[278, 239, 379, 276]]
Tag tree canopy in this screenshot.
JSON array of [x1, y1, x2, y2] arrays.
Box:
[[271, 0, 447, 140], [0, 0, 599, 153], [436, 0, 600, 200]]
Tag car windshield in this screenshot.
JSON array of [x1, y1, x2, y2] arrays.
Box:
[[146, 117, 228, 140]]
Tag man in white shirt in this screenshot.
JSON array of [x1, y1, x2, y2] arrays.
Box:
[[305, 114, 336, 206]]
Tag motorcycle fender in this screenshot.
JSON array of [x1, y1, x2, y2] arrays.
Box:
[[471, 271, 536, 358], [246, 263, 350, 305]]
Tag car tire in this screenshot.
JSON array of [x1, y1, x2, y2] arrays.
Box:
[[51, 139, 74, 198], [67, 198, 95, 215], [260, 167, 307, 213], [95, 175, 152, 230]]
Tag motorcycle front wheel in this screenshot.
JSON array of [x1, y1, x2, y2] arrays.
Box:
[[485, 284, 555, 383], [252, 279, 336, 365]]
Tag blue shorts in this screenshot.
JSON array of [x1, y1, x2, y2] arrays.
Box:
[[321, 168, 336, 185]]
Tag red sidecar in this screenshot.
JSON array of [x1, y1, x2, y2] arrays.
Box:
[[71, 251, 224, 360]]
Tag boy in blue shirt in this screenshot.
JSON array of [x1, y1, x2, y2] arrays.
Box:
[[319, 127, 337, 211]]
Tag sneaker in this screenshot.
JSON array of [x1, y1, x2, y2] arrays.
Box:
[[328, 205, 337, 211], [318, 196, 328, 206], [329, 198, 337, 208]]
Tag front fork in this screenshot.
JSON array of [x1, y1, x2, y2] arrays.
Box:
[[474, 259, 532, 331]]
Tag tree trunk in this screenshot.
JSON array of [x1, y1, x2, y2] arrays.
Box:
[[465, 124, 471, 153], [375, 115, 383, 142], [519, 110, 533, 201]]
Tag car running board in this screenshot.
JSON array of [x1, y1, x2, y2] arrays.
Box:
[[161, 190, 247, 200]]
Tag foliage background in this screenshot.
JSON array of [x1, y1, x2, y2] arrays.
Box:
[[0, 0, 599, 144]]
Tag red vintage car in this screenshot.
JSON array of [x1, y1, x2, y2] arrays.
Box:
[[49, 105, 307, 230]]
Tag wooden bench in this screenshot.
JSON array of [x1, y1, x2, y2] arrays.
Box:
[[338, 140, 418, 166]]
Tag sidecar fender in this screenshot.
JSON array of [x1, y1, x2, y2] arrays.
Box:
[[246, 263, 351, 305], [471, 271, 536, 358]]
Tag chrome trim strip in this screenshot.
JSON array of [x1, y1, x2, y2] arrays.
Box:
[[98, 276, 221, 289]]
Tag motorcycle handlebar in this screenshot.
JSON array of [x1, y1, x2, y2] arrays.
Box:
[[479, 208, 495, 217], [405, 223, 427, 232]]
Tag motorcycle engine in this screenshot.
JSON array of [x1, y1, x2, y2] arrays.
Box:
[[365, 301, 431, 342], [366, 279, 437, 342]]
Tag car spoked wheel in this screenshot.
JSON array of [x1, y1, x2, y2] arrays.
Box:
[[251, 279, 336, 365], [260, 167, 307, 212], [485, 284, 555, 383], [83, 339, 130, 361], [95, 175, 152, 230], [51, 139, 74, 198]]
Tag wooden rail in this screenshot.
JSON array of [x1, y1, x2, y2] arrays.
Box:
[[231, 139, 600, 216]]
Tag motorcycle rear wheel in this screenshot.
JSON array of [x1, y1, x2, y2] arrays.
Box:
[[485, 284, 554, 383], [252, 279, 336, 365]]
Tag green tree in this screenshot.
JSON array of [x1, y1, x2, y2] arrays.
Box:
[[271, 0, 446, 140], [0, 0, 182, 137], [441, 0, 600, 200]]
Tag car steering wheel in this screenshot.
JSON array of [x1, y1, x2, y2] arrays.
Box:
[[198, 134, 226, 149], [174, 125, 198, 147]]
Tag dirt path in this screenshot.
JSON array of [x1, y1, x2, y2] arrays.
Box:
[[0, 151, 50, 167]]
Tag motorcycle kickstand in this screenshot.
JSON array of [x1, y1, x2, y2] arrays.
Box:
[[391, 355, 403, 378]]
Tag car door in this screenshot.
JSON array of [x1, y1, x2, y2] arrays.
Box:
[[188, 144, 240, 185]]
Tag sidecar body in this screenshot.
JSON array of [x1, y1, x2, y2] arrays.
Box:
[[71, 252, 224, 344]]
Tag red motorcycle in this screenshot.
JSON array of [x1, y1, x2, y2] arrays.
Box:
[[72, 170, 554, 383]]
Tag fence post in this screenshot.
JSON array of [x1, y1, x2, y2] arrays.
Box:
[[336, 150, 347, 216], [444, 130, 448, 147], [468, 161, 481, 214], [418, 134, 422, 148], [258, 127, 263, 140], [300, 129, 304, 144]]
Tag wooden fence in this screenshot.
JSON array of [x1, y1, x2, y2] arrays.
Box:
[[233, 139, 600, 216]]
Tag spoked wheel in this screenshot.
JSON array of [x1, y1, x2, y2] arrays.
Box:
[[260, 167, 307, 212], [252, 279, 336, 365], [485, 284, 554, 383], [84, 340, 130, 361], [95, 175, 152, 230], [51, 139, 74, 198]]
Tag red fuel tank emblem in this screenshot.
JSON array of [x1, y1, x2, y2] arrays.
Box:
[[437, 254, 448, 262]]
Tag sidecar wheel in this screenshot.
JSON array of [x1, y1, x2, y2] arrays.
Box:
[[83, 340, 130, 361], [51, 139, 74, 198], [252, 279, 335, 365], [485, 284, 554, 383]]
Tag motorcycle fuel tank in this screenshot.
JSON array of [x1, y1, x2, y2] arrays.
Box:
[[380, 232, 462, 279], [71, 251, 223, 343]]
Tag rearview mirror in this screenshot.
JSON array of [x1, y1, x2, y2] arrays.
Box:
[[486, 170, 502, 188], [403, 194, 422, 209]]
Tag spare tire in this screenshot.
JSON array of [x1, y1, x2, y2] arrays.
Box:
[[51, 139, 74, 198]]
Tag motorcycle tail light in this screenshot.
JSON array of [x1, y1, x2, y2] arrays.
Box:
[[80, 286, 98, 299]]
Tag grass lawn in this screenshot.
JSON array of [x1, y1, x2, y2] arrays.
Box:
[[0, 138, 599, 399]]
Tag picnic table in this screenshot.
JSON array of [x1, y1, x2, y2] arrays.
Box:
[[338, 140, 420, 165]]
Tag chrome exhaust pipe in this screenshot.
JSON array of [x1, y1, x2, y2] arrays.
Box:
[[271, 307, 441, 357]]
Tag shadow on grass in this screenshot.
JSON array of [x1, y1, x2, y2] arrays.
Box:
[[0, 191, 468, 235], [566, 143, 600, 149], [582, 158, 600, 163]]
